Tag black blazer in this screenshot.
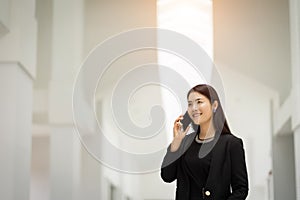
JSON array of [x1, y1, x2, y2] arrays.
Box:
[[161, 132, 249, 200]]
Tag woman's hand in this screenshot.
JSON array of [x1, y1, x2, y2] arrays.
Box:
[[170, 115, 190, 152]]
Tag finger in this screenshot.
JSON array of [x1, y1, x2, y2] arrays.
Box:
[[174, 115, 184, 124], [173, 122, 182, 137], [173, 115, 184, 137], [173, 123, 179, 137], [174, 122, 182, 132]]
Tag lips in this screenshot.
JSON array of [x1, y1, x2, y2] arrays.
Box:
[[192, 113, 202, 118]]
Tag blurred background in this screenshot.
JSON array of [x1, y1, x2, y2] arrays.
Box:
[[0, 0, 300, 199]]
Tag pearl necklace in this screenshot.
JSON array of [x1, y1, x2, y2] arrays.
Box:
[[195, 135, 215, 143]]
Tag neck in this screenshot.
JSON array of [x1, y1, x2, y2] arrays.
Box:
[[199, 120, 216, 139]]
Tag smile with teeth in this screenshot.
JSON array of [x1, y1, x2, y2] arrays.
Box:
[[192, 113, 202, 118]]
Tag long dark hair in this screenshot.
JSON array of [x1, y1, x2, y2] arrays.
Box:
[[187, 84, 231, 134]]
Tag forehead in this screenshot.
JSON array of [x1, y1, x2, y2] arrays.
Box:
[[188, 92, 208, 101]]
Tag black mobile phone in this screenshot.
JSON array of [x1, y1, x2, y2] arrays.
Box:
[[181, 111, 192, 131], [180, 111, 199, 133]]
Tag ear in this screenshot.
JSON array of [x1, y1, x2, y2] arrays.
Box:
[[212, 100, 218, 111]]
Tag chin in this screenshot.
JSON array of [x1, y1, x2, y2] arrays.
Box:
[[192, 120, 201, 125]]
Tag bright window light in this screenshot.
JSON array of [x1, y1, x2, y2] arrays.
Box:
[[157, 0, 213, 142], [157, 0, 213, 58]]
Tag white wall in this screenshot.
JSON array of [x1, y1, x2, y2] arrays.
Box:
[[0, 0, 10, 36], [213, 0, 291, 103], [217, 64, 275, 200]]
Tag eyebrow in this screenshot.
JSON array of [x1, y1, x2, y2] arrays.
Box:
[[188, 98, 203, 103]]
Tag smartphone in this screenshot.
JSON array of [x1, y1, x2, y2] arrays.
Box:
[[181, 111, 193, 131], [180, 111, 199, 133]]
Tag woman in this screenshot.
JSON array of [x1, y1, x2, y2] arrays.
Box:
[[161, 84, 248, 200]]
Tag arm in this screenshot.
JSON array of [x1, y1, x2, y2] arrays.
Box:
[[160, 145, 181, 183], [161, 115, 190, 183], [227, 138, 249, 200]]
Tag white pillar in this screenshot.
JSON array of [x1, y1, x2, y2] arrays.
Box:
[[50, 127, 81, 200], [290, 0, 300, 199], [79, 147, 102, 200], [48, 0, 84, 199], [0, 64, 33, 200], [0, 0, 37, 199], [290, 0, 300, 129]]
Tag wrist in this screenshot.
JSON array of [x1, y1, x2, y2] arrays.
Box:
[[170, 139, 182, 152]]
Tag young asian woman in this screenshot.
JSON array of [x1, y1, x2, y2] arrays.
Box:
[[161, 84, 249, 200]]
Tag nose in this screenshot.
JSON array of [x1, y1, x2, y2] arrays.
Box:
[[192, 102, 198, 110]]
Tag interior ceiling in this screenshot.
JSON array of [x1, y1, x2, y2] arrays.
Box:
[[213, 0, 292, 103], [33, 0, 292, 104]]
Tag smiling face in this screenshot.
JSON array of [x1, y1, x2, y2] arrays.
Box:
[[187, 92, 215, 126]]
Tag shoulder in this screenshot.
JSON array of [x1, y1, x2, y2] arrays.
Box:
[[218, 133, 244, 146], [219, 132, 242, 140]]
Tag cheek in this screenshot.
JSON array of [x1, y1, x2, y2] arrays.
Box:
[[199, 103, 211, 110], [187, 109, 193, 117]]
